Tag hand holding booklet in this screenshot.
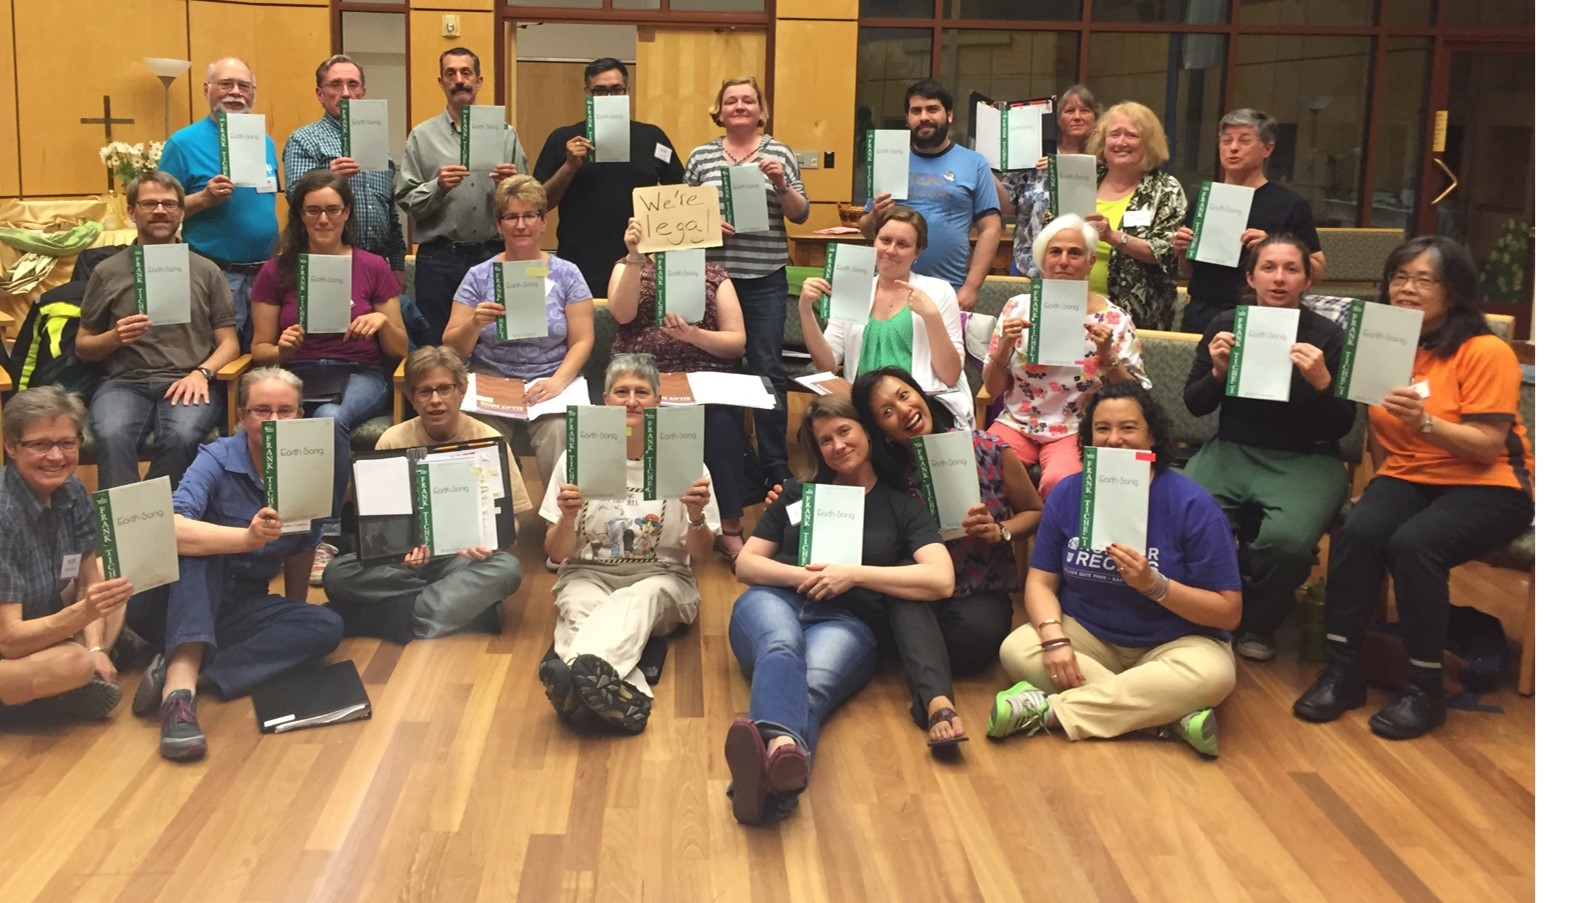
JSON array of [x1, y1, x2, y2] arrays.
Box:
[[796, 483, 865, 567], [1026, 279, 1089, 366], [350, 437, 516, 564], [1334, 301, 1423, 405], [820, 243, 877, 323], [1078, 446, 1151, 553], [296, 254, 352, 335], [911, 430, 981, 541], [338, 98, 389, 171], [263, 418, 336, 530], [1225, 305, 1300, 402], [585, 95, 631, 163], [493, 260, 549, 341], [567, 405, 629, 499], [641, 406, 705, 500], [131, 244, 192, 327], [93, 476, 179, 593], [1184, 181, 1256, 268]]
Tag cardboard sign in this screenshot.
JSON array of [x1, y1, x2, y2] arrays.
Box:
[[632, 184, 724, 253]]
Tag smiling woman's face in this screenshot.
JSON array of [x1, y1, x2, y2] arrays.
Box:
[[812, 415, 870, 476], [868, 375, 933, 443]]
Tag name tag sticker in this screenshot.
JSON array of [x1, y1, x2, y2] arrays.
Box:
[[654, 143, 673, 164], [60, 553, 82, 580], [280, 518, 313, 535], [258, 175, 278, 195], [1122, 208, 1154, 229], [786, 501, 802, 526], [1411, 379, 1431, 399]]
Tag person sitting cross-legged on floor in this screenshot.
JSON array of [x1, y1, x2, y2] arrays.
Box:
[[126, 367, 345, 762], [0, 387, 134, 722], [536, 353, 720, 734], [988, 380, 1241, 758], [321, 345, 528, 643]]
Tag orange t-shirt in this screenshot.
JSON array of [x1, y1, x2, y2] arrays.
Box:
[[1370, 334, 1533, 496]]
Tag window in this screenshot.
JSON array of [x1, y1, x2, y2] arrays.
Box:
[[1237, 0, 1376, 27], [1092, 0, 1228, 25], [1442, 0, 1532, 26], [1371, 37, 1429, 230], [854, 28, 933, 202], [860, 0, 931, 17], [940, 29, 1077, 141], [944, 0, 1082, 21]]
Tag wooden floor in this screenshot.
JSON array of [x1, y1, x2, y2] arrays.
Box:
[[0, 469, 1534, 902]]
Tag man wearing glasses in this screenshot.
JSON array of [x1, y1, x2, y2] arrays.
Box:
[[533, 57, 686, 297], [158, 57, 280, 350], [283, 54, 407, 285], [397, 48, 528, 348], [0, 387, 134, 722], [321, 346, 527, 643], [75, 172, 239, 492]]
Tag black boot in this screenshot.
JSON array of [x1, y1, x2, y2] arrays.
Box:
[[1369, 667, 1447, 740], [1292, 641, 1367, 722]]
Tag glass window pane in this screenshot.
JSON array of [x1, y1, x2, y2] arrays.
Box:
[[1086, 32, 1224, 201], [1385, 0, 1434, 26], [855, 27, 933, 202], [1232, 36, 1373, 226], [1092, 0, 1227, 25], [1442, 0, 1532, 26], [669, 0, 766, 10], [1237, 0, 1376, 27], [508, 0, 602, 8], [1371, 37, 1429, 230], [860, 0, 932, 17], [944, 0, 1082, 22], [613, 0, 660, 9], [939, 29, 1077, 141]]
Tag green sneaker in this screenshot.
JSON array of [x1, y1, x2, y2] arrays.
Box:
[[986, 681, 1052, 739], [1161, 708, 1219, 759]]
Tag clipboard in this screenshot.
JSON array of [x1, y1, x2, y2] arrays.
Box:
[[968, 91, 1058, 158], [350, 436, 518, 565]]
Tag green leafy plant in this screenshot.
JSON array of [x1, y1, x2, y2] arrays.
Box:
[[1480, 217, 1531, 303]]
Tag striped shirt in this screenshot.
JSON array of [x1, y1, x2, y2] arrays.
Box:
[[283, 114, 407, 272], [683, 135, 808, 280]]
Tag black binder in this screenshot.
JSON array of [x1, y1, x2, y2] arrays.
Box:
[[252, 659, 372, 734], [349, 436, 518, 565]]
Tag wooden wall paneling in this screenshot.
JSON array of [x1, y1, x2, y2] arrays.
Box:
[[207, 0, 326, 5], [408, 9, 497, 127], [773, 18, 856, 209], [632, 26, 768, 173], [0, 0, 18, 196], [776, 0, 857, 19], [514, 60, 592, 252], [13, 0, 190, 197], [187, 0, 332, 161]]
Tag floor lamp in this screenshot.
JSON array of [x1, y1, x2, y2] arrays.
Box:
[[144, 57, 191, 137]]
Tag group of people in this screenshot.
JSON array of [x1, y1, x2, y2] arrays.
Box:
[[0, 55, 1534, 833]]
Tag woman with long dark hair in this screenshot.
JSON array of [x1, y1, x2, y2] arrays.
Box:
[[1294, 236, 1534, 740]]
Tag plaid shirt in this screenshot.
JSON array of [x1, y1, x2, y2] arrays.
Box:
[[0, 466, 98, 622], [283, 114, 407, 272], [1303, 294, 1354, 331]]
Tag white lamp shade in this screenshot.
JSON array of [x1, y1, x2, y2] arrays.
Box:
[[144, 57, 191, 79]]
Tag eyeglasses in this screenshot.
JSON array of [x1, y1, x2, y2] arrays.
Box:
[[211, 79, 256, 93], [589, 85, 628, 97], [1389, 273, 1440, 290], [413, 383, 461, 400], [303, 205, 347, 219], [246, 406, 299, 419], [500, 211, 544, 225], [16, 436, 81, 454], [321, 79, 363, 92], [135, 199, 182, 211]]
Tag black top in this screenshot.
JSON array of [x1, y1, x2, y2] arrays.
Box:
[[751, 478, 944, 625], [1181, 181, 1321, 332], [533, 120, 686, 296], [1184, 306, 1357, 455]]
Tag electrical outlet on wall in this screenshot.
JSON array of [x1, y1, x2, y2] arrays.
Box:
[[796, 151, 819, 170], [442, 15, 460, 38]]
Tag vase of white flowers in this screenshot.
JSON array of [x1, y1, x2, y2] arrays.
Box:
[[99, 141, 166, 191]]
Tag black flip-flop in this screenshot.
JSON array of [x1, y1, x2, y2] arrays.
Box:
[[927, 707, 970, 748]]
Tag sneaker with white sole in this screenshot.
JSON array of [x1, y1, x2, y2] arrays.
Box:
[[132, 653, 167, 717], [158, 689, 207, 762], [1160, 708, 1220, 759], [1233, 632, 1277, 662], [309, 542, 339, 587], [986, 681, 1053, 739]]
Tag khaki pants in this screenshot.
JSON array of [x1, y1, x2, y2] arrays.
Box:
[[552, 561, 698, 697], [1000, 615, 1235, 741]]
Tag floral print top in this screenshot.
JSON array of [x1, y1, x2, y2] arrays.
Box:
[[903, 430, 1020, 595], [988, 294, 1149, 439]]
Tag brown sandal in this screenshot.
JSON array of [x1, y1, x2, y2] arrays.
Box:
[[927, 707, 969, 749]]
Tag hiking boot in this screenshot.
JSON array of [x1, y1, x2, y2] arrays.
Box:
[[131, 653, 167, 718], [986, 681, 1053, 739], [570, 654, 651, 734], [539, 647, 580, 717], [54, 676, 122, 720], [1292, 652, 1367, 723], [1160, 708, 1220, 759], [1233, 632, 1277, 662], [1369, 679, 1447, 740], [158, 689, 207, 762]]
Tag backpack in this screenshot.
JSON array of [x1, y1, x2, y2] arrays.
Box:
[[3, 245, 126, 398]]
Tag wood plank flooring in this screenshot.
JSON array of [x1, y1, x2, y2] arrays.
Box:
[[0, 473, 1534, 902]]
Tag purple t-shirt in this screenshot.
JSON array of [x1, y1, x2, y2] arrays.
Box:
[[454, 254, 592, 380], [252, 248, 402, 366], [1031, 468, 1240, 647]]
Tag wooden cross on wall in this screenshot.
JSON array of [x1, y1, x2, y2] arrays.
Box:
[[82, 95, 135, 190]]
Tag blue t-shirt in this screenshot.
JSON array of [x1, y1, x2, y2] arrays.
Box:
[[869, 143, 999, 288], [1031, 468, 1240, 647], [160, 116, 280, 264], [454, 254, 593, 381]]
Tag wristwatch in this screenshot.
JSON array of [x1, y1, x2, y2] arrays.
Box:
[[197, 367, 216, 381], [1419, 413, 1434, 434], [999, 524, 1013, 543], [1118, 232, 1130, 247]]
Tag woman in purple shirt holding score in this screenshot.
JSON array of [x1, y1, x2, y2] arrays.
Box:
[[444, 174, 595, 489]]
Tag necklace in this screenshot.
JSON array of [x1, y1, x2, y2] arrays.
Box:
[[721, 137, 764, 165]]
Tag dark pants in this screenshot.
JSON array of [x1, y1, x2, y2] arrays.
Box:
[[128, 555, 344, 699], [1180, 299, 1227, 335], [732, 268, 790, 480], [1325, 476, 1533, 664], [413, 239, 502, 348], [887, 590, 1014, 727], [704, 404, 754, 520]]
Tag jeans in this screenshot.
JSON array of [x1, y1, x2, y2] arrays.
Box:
[[293, 361, 391, 522], [732, 268, 790, 479], [727, 585, 877, 755], [414, 241, 500, 348], [89, 379, 222, 490], [128, 555, 344, 699], [220, 267, 259, 352], [1325, 476, 1534, 664]]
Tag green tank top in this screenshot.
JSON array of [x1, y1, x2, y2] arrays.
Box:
[[857, 305, 914, 375]]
